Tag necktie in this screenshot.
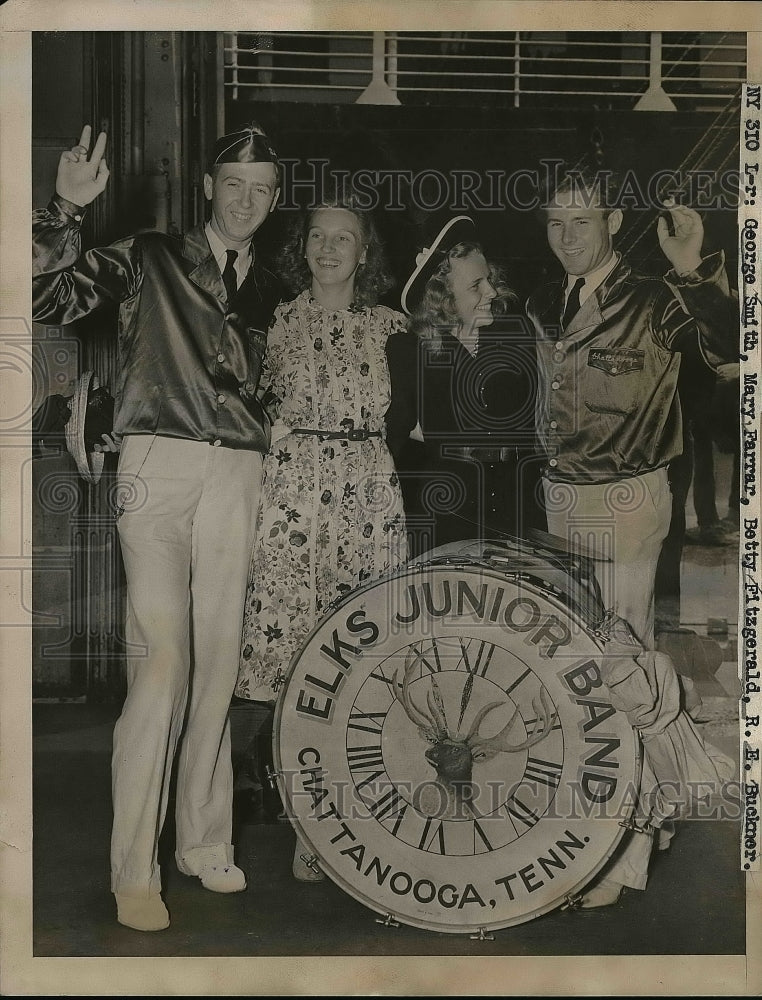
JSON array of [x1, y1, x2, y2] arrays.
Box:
[[222, 249, 238, 304], [562, 276, 585, 329]]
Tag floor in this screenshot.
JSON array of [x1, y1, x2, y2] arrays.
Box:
[[32, 702, 744, 958], [31, 450, 746, 961]]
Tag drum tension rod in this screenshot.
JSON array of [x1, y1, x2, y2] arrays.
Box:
[[469, 927, 495, 941], [560, 893, 583, 911], [374, 913, 401, 929], [264, 764, 282, 790]]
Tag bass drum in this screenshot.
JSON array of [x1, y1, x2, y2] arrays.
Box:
[[273, 538, 641, 934]]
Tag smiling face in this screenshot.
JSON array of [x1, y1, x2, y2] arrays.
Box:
[[304, 208, 368, 301], [447, 252, 497, 338], [203, 162, 280, 249], [545, 187, 622, 277]]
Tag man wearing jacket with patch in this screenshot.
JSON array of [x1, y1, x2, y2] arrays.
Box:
[[33, 123, 282, 932], [526, 167, 737, 907]]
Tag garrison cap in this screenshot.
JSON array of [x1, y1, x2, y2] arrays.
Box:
[[210, 124, 280, 172]]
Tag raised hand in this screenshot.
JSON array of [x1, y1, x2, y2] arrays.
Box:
[[56, 125, 110, 207], [656, 199, 704, 275]]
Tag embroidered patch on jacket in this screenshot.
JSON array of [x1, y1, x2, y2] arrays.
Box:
[[587, 348, 645, 375]]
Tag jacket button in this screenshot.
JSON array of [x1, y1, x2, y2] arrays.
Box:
[[550, 420, 558, 429], [217, 353, 225, 363], [551, 381, 560, 390], [213, 439, 222, 447], [218, 394, 226, 404], [549, 458, 558, 467]]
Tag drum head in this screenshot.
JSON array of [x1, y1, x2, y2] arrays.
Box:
[[274, 559, 640, 933]]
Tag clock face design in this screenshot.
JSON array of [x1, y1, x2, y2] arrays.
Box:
[[347, 637, 564, 856], [275, 564, 640, 933]]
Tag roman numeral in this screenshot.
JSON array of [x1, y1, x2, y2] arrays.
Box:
[[389, 803, 408, 837], [418, 817, 446, 854], [346, 744, 385, 771], [347, 711, 386, 735], [347, 743, 387, 791], [505, 795, 540, 831], [458, 638, 496, 677], [412, 641, 443, 674], [472, 820, 495, 853], [368, 786, 406, 823], [524, 756, 563, 788], [369, 665, 395, 690], [505, 667, 531, 695], [523, 714, 562, 733]]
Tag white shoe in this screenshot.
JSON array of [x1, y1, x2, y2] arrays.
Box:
[[115, 891, 170, 931], [176, 844, 247, 893]]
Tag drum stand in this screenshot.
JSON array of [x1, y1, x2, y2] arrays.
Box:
[[469, 928, 496, 941]]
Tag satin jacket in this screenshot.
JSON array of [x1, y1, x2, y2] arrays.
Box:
[[33, 197, 281, 452], [526, 251, 737, 484]]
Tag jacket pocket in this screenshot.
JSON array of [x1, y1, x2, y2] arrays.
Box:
[[584, 348, 645, 415]]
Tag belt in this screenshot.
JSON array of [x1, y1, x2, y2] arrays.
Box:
[[452, 446, 518, 463], [292, 418, 382, 442]]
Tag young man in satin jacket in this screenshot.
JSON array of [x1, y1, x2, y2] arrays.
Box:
[[33, 123, 282, 931], [526, 167, 737, 907]]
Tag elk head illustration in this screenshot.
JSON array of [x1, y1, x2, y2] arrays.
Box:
[[393, 645, 556, 802]]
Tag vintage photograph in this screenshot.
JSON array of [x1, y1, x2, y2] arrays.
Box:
[[1, 3, 760, 996]]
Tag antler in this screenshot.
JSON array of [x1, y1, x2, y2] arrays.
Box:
[[393, 646, 449, 743], [467, 688, 556, 761]]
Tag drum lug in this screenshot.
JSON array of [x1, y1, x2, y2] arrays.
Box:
[[374, 913, 401, 929], [264, 764, 282, 790], [468, 927, 495, 941], [560, 892, 583, 911], [618, 818, 654, 836], [299, 852, 322, 874]]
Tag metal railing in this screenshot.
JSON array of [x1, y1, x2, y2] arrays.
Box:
[[224, 31, 747, 110]]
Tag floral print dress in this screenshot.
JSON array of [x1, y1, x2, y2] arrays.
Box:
[[236, 290, 409, 702]]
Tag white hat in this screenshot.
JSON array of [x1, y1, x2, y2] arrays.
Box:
[[400, 216, 477, 315]]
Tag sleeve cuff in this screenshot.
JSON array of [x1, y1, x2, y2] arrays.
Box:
[[665, 249, 724, 287], [49, 195, 87, 225]]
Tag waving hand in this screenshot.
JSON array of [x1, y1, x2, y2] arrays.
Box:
[[56, 125, 110, 207], [657, 198, 704, 275]]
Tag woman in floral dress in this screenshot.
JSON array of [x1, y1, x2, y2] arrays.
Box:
[[236, 198, 413, 875]]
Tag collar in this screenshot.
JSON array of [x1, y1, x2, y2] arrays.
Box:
[[565, 251, 620, 306], [204, 223, 252, 286], [436, 328, 479, 361]]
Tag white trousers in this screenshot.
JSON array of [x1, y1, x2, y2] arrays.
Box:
[[544, 468, 673, 888], [543, 467, 672, 650], [111, 436, 263, 895]]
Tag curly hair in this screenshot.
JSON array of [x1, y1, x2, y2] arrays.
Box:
[[407, 242, 519, 353], [276, 196, 394, 309]]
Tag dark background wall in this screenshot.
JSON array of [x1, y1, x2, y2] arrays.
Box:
[[225, 102, 740, 304], [31, 31, 741, 697]]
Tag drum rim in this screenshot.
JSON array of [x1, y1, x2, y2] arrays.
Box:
[[273, 560, 643, 933]]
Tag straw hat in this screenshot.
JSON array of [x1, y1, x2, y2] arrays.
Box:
[[63, 371, 113, 484]]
